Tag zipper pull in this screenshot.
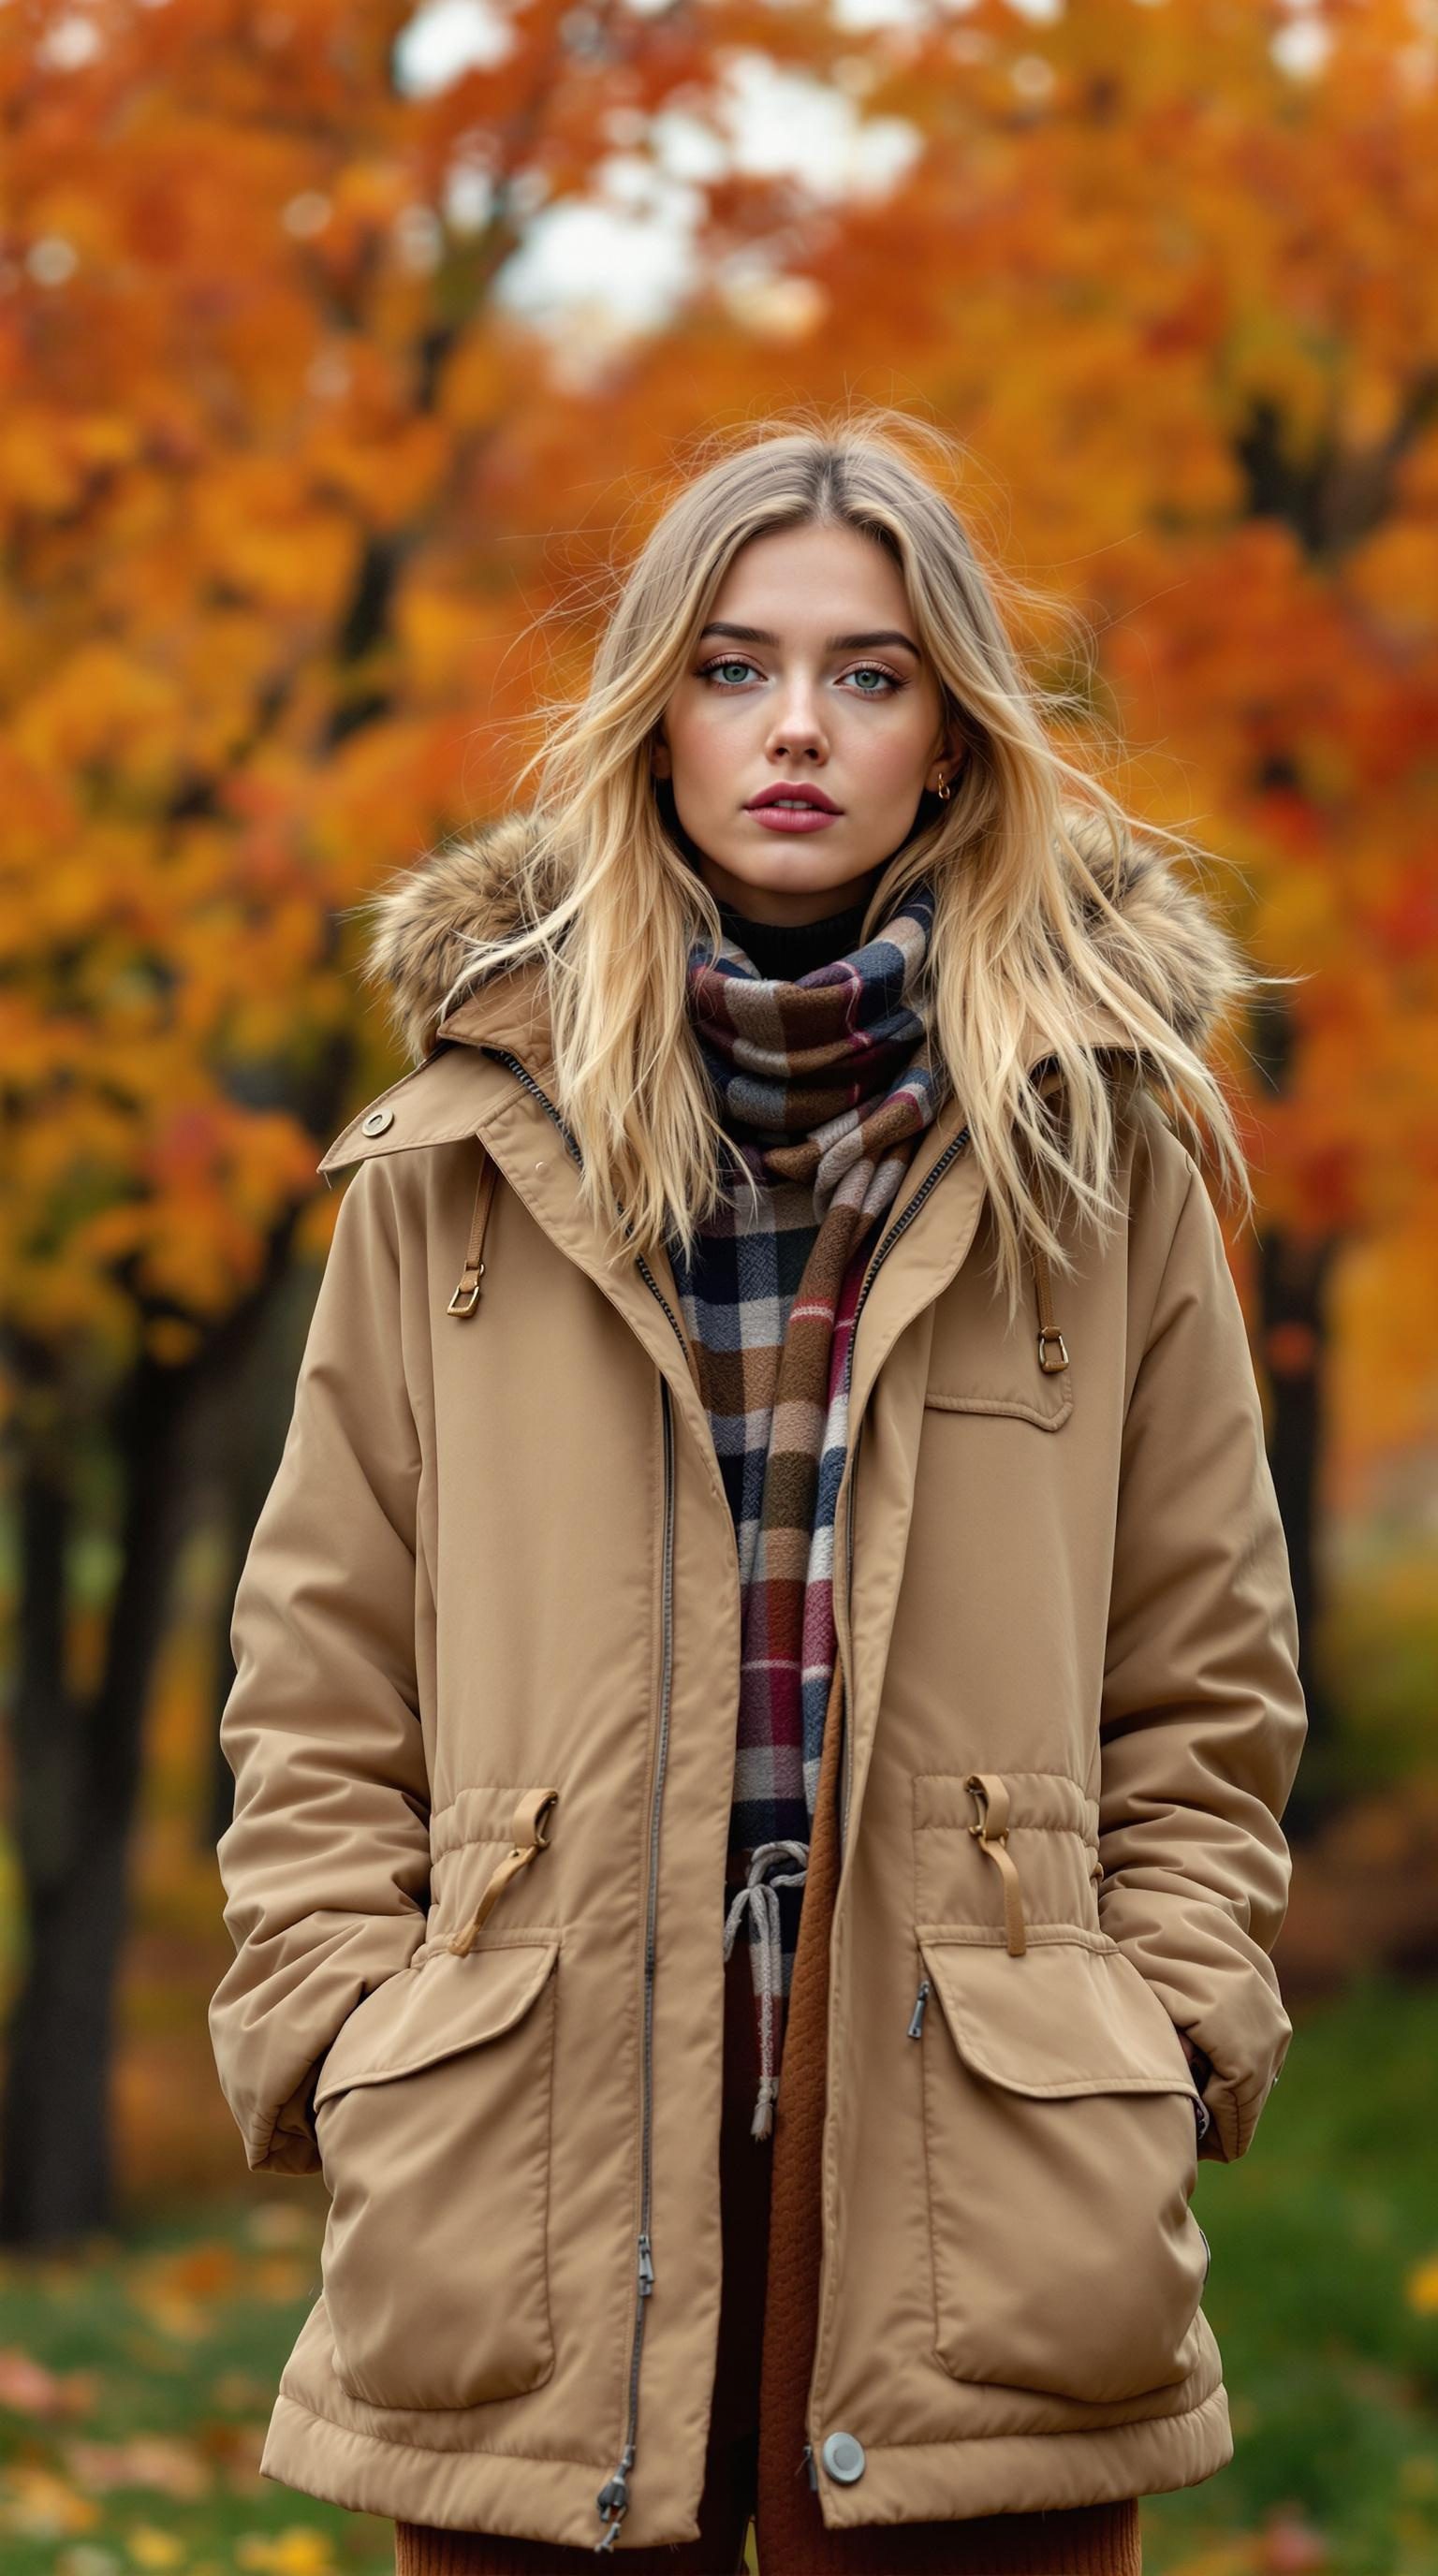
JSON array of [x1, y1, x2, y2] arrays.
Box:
[[638, 2232, 654, 2294], [594, 2448, 634, 2551], [907, 1977, 931, 2039], [800, 2440, 819, 2490]]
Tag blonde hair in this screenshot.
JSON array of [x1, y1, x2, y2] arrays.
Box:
[[431, 403, 1277, 1322]]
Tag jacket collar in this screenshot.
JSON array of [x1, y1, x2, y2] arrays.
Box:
[[318, 801, 1242, 1188], [349, 801, 1242, 1088]]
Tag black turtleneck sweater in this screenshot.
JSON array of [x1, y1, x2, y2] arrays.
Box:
[[716, 886, 876, 982]]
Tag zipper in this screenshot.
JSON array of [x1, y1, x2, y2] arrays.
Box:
[[475, 1046, 680, 2551], [906, 1975, 931, 2039], [483, 1045, 585, 1159], [595, 1372, 675, 2550], [834, 1121, 972, 1861], [481, 1046, 691, 1368]]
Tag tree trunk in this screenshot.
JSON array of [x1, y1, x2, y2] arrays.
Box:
[[1, 1352, 194, 2246], [1255, 1223, 1338, 1845], [0, 1203, 310, 2245]]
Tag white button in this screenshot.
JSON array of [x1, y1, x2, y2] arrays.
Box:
[[820, 2431, 866, 2483], [361, 1106, 394, 1135]]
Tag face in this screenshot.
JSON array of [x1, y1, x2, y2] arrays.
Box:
[[652, 520, 961, 926]]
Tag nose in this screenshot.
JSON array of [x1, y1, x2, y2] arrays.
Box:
[[765, 673, 829, 762]]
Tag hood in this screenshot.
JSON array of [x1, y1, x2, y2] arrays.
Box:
[[355, 806, 1251, 1081]]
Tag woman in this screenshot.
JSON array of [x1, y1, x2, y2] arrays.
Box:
[[209, 411, 1307, 2575]]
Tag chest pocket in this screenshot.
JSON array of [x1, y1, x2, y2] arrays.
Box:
[[924, 1201, 1072, 1431]]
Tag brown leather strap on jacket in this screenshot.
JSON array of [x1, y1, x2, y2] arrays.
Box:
[[1030, 1235, 1069, 1376], [1020, 1081, 1071, 1379], [448, 1146, 498, 1317], [448, 1786, 560, 1955], [965, 1770, 1027, 1954]]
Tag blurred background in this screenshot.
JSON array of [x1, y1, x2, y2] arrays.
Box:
[[1, 0, 1436, 2569]]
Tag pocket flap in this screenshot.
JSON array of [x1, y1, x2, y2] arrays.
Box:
[[314, 1937, 559, 2108], [917, 1936, 1197, 2099]]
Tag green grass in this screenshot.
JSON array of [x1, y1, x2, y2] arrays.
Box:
[[1143, 1970, 1438, 2573], [0, 2193, 390, 2573], [0, 1977, 1435, 2574]]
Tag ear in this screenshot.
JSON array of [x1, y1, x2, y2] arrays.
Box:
[[651, 731, 672, 780], [931, 731, 970, 793]]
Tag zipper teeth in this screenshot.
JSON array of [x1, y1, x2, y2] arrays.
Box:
[[483, 1046, 584, 1163], [597, 1374, 675, 2547], [636, 1252, 689, 1358], [478, 1048, 677, 2553], [849, 1123, 973, 1364], [484, 1046, 691, 1364], [837, 1125, 971, 1855]]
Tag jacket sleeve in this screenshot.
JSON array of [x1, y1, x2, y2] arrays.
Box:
[[1096, 1111, 1308, 2166], [208, 1154, 433, 2176]]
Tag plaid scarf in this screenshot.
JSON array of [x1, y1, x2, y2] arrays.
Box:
[[668, 879, 947, 2137]]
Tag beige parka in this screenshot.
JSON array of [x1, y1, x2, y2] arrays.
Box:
[[208, 814, 1308, 2552]]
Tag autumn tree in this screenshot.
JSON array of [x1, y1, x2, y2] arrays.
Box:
[[5, 0, 1434, 2236]]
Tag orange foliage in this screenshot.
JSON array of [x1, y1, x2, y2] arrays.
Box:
[[2, 0, 1434, 1472]]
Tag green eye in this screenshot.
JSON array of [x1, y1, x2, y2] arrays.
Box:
[[695, 655, 904, 694]]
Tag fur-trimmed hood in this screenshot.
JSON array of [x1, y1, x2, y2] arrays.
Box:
[[356, 805, 1252, 1077]]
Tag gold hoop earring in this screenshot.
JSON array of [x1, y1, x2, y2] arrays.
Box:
[[935, 774, 952, 803]]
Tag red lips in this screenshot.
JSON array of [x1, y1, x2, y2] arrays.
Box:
[[744, 784, 843, 813]]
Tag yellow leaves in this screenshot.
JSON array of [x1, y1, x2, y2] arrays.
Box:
[[394, 581, 492, 700], [443, 330, 515, 432], [235, 2530, 335, 2575], [1345, 520, 1438, 648], [188, 464, 354, 621], [124, 2530, 187, 2568], [1404, 2250, 1438, 2315], [308, 415, 450, 533], [0, 411, 138, 515], [12, 649, 188, 802], [125, 2240, 242, 2343], [0, 2462, 102, 2538]]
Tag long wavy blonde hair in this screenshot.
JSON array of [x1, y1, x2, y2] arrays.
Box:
[[430, 403, 1274, 1322]]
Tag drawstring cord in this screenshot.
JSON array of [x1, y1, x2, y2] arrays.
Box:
[[447, 1787, 560, 1955], [964, 1771, 1028, 1954], [723, 1840, 809, 2140]]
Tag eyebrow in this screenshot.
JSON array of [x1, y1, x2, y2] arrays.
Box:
[[697, 621, 922, 657]]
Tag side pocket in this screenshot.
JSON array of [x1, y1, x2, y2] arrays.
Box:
[[314, 1935, 561, 2411], [915, 1930, 1210, 2406]]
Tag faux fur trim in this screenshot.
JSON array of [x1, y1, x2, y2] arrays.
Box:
[[357, 806, 1251, 1073]]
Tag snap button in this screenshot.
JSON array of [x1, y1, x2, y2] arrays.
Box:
[[820, 2432, 866, 2484], [360, 1106, 394, 1136]]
